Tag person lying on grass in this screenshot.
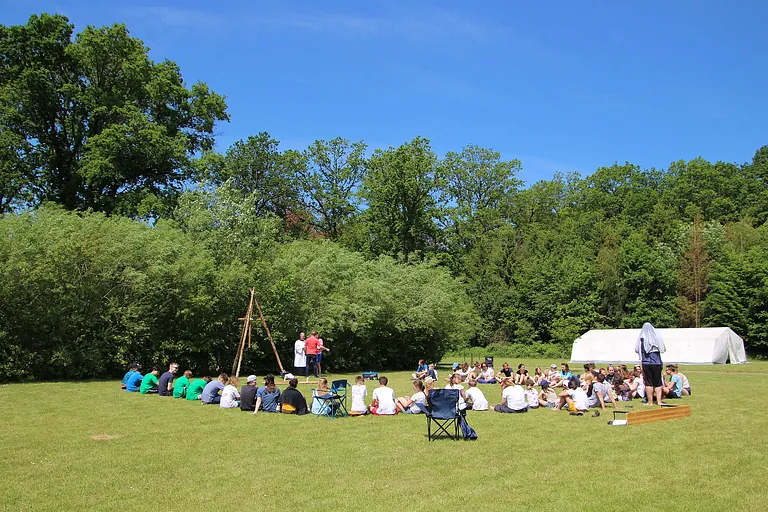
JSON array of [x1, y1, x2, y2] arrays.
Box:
[[254, 374, 281, 414], [465, 378, 489, 411], [186, 376, 211, 401], [369, 376, 397, 416], [493, 377, 528, 413], [220, 376, 241, 409], [553, 379, 589, 415], [139, 367, 160, 394]]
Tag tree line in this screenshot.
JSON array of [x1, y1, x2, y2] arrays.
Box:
[[1, 14, 767, 380]]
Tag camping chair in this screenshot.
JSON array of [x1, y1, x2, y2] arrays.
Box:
[[417, 389, 460, 441], [330, 379, 349, 418]]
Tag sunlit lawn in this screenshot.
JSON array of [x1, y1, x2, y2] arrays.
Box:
[[1, 360, 766, 511]]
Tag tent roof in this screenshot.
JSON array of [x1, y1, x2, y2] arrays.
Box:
[[570, 327, 747, 364]]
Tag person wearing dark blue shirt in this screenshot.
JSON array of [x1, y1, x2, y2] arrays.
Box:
[[157, 363, 179, 396]]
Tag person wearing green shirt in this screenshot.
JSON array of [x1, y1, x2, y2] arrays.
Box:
[[172, 370, 193, 398], [186, 376, 212, 400], [140, 367, 160, 394]]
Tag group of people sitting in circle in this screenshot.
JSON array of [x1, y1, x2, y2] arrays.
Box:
[[404, 357, 692, 416]]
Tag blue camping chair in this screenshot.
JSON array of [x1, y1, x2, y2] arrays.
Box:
[[311, 379, 349, 419], [418, 389, 460, 441]]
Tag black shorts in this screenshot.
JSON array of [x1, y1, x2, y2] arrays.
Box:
[[642, 364, 663, 388]]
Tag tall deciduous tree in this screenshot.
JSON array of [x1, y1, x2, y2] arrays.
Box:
[[0, 14, 229, 215], [361, 137, 441, 261], [297, 137, 366, 240]]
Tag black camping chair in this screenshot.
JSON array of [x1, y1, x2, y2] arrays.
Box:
[[417, 389, 460, 441]]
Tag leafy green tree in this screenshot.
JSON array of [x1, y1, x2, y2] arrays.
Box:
[[0, 14, 228, 215], [361, 137, 441, 261], [296, 137, 367, 240]]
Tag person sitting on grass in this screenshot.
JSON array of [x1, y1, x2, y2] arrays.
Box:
[[125, 367, 144, 392], [349, 375, 368, 416], [675, 365, 691, 395], [395, 380, 427, 414], [186, 376, 211, 401], [254, 375, 281, 414], [121, 363, 140, 390], [240, 375, 259, 411], [201, 374, 228, 405], [525, 378, 539, 410], [158, 362, 178, 397], [583, 373, 609, 410], [220, 376, 241, 409], [494, 377, 528, 413], [411, 359, 429, 380], [465, 378, 489, 411], [662, 365, 683, 400], [172, 370, 193, 398], [556, 363, 573, 387], [553, 379, 589, 415], [547, 364, 559, 384], [538, 380, 558, 408], [445, 373, 468, 411], [369, 376, 397, 416], [628, 369, 645, 401], [532, 367, 545, 385], [280, 378, 308, 415], [455, 362, 470, 382], [477, 363, 497, 384], [139, 367, 160, 394], [514, 364, 529, 385], [426, 363, 438, 380], [496, 362, 512, 381]]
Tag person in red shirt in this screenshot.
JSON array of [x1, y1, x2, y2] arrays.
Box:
[[305, 331, 320, 378]]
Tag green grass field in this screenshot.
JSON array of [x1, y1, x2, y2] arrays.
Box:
[[1, 360, 766, 511]]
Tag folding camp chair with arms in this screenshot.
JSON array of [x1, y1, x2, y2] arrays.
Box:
[[418, 389, 460, 441]]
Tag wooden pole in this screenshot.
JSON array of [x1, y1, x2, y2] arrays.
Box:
[[232, 288, 254, 378], [253, 297, 284, 373]]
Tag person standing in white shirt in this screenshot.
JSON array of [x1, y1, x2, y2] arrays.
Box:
[[294, 332, 307, 381], [369, 376, 397, 415]]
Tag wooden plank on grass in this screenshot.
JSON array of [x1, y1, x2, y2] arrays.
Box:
[[626, 405, 691, 425]]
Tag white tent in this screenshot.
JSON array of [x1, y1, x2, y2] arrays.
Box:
[[570, 327, 747, 364]]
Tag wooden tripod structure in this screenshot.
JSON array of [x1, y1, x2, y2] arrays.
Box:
[[231, 288, 285, 378]]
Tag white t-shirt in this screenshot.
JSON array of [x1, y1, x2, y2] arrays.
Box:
[[482, 368, 495, 380], [465, 386, 488, 410], [502, 385, 527, 411], [568, 388, 589, 411], [220, 384, 241, 409], [294, 339, 306, 368], [372, 386, 396, 415], [445, 383, 467, 410], [526, 388, 539, 408], [632, 377, 645, 398], [409, 391, 426, 413], [679, 373, 690, 389], [351, 384, 367, 412]]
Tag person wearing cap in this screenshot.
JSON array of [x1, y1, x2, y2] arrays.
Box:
[[538, 380, 558, 407], [125, 367, 144, 392], [158, 363, 179, 397], [547, 364, 559, 383], [186, 376, 211, 401], [121, 363, 140, 390], [240, 375, 259, 411], [172, 370, 193, 398]]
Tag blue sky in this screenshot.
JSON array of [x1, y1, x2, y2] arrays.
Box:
[[3, 1, 767, 185]]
